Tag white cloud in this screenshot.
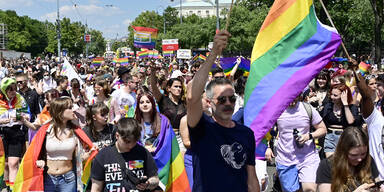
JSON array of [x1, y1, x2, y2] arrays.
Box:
[[123, 19, 131, 26], [41, 4, 123, 21], [0, 0, 33, 8]]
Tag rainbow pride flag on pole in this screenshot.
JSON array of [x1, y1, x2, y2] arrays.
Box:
[[153, 116, 190, 191], [132, 26, 158, 49], [244, 0, 341, 159], [113, 58, 129, 66], [359, 61, 370, 76], [92, 57, 104, 67], [164, 51, 174, 57], [139, 50, 149, 58]]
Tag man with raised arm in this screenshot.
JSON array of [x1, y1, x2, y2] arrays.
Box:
[[187, 30, 260, 192]]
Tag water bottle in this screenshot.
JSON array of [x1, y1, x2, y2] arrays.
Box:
[[293, 128, 304, 148]]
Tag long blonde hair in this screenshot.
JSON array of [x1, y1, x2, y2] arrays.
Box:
[[331, 127, 373, 192], [49, 97, 76, 139]]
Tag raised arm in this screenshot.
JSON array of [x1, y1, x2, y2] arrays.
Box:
[[187, 30, 231, 128], [149, 63, 163, 102], [355, 72, 374, 118]]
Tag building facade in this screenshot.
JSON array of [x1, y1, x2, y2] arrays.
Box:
[[172, 0, 233, 18]]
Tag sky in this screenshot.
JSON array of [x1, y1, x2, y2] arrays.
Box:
[[0, 0, 177, 39]]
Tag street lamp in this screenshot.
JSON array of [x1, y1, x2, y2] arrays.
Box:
[[157, 6, 166, 34], [203, 0, 219, 31], [170, 0, 182, 24]]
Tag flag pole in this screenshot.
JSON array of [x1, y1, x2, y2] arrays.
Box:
[[319, 0, 350, 59], [225, 0, 235, 31]]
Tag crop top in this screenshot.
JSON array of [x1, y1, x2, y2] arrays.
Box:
[[46, 134, 76, 160]]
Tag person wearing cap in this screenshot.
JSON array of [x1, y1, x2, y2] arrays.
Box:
[[110, 67, 136, 124], [0, 78, 30, 190]]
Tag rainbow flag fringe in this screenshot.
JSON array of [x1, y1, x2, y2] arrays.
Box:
[[244, 0, 341, 159]]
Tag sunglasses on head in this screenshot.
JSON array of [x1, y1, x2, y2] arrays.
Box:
[[216, 95, 236, 104]]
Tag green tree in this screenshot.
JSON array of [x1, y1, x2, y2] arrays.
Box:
[[369, 0, 383, 68], [87, 29, 105, 56]]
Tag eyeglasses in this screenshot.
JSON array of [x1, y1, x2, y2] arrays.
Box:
[[214, 95, 236, 104]]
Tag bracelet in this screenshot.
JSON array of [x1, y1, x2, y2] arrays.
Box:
[[343, 104, 349, 107]]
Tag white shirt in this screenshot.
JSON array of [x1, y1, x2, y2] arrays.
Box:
[[364, 108, 384, 180]]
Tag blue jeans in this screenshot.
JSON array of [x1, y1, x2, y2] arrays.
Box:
[[44, 170, 77, 192], [324, 132, 341, 153]]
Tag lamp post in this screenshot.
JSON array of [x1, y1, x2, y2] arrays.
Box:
[[203, 0, 220, 31], [157, 6, 166, 34], [171, 0, 182, 24], [57, 0, 61, 62], [215, 0, 219, 31]]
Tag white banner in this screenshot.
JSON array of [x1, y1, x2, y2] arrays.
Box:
[[177, 49, 191, 59], [162, 39, 178, 45], [60, 58, 84, 85]]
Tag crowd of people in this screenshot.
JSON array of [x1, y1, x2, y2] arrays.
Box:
[[0, 30, 382, 192]]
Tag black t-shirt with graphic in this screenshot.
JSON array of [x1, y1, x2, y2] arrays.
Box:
[[189, 114, 256, 192], [91, 144, 158, 192], [83, 124, 115, 149]]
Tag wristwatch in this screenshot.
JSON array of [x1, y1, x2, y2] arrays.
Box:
[[309, 133, 313, 140]]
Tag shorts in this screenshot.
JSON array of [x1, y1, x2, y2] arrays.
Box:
[[276, 155, 320, 192], [324, 132, 341, 153], [0, 125, 25, 158]]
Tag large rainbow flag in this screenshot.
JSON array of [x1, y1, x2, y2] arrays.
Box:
[[153, 116, 190, 192], [132, 26, 158, 49], [244, 0, 341, 159], [212, 57, 250, 76]]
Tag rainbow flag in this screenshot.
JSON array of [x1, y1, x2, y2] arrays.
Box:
[[244, 0, 341, 159], [198, 54, 206, 61], [92, 57, 104, 67], [152, 50, 159, 59], [212, 57, 250, 76], [164, 51, 174, 57], [139, 50, 149, 58], [359, 61, 370, 76], [153, 116, 190, 191], [114, 58, 129, 66], [132, 26, 158, 49]]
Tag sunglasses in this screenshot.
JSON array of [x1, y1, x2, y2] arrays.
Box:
[[17, 81, 25, 84], [215, 95, 236, 104]]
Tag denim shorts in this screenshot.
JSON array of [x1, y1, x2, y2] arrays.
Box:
[[324, 132, 341, 153], [44, 170, 77, 192]]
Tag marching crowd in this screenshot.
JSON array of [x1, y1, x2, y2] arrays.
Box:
[[0, 31, 383, 192]]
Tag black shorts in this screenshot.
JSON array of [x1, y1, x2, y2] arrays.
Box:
[[0, 125, 25, 158]]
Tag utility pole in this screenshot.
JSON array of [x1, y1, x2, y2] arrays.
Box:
[[57, 0, 61, 62], [216, 0, 219, 31], [180, 0, 182, 24], [86, 19, 88, 58]]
